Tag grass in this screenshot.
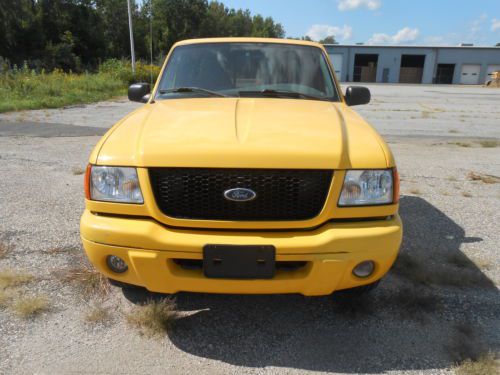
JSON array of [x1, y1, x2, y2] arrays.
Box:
[[11, 295, 50, 318], [409, 188, 422, 195], [0, 289, 12, 308], [85, 303, 111, 324], [454, 353, 499, 375], [478, 140, 499, 148], [71, 166, 86, 176], [0, 269, 33, 289], [0, 269, 50, 319], [0, 69, 125, 113], [55, 261, 110, 298], [450, 142, 472, 148], [0, 241, 10, 259], [462, 191, 473, 198], [126, 298, 179, 337], [449, 129, 460, 134], [0, 60, 160, 113], [474, 259, 493, 271], [467, 171, 499, 184]]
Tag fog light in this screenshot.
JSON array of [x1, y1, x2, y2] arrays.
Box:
[[352, 261, 375, 278], [106, 255, 128, 273]]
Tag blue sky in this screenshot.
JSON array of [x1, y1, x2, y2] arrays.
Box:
[[222, 0, 500, 46]]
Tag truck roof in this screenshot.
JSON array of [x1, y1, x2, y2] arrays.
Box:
[[173, 37, 324, 49]]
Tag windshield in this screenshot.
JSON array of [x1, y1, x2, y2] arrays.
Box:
[[155, 42, 339, 101]]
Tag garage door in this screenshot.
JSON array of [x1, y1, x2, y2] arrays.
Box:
[[486, 65, 500, 83], [328, 53, 343, 81], [460, 64, 481, 85]]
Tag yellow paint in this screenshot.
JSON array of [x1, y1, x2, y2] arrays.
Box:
[[82, 38, 402, 296]]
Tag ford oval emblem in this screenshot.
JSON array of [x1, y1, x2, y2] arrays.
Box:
[[224, 188, 257, 202]]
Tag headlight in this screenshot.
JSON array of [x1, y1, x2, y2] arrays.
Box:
[[338, 169, 395, 206], [87, 166, 143, 203]]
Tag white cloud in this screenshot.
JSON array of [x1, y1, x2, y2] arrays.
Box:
[[492, 18, 500, 32], [471, 14, 487, 31], [367, 27, 419, 45], [423, 15, 495, 46], [306, 24, 353, 41], [338, 0, 381, 11]]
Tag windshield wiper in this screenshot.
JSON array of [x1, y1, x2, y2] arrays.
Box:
[[238, 89, 326, 101], [158, 87, 227, 97]]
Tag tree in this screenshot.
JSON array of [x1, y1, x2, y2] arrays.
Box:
[[319, 35, 336, 44], [0, 0, 286, 70], [44, 31, 81, 71]]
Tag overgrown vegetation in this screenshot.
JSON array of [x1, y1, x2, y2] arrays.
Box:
[[0, 241, 10, 259], [478, 140, 499, 148], [0, 269, 50, 319], [55, 261, 110, 298], [0, 60, 160, 113], [454, 352, 499, 375], [449, 141, 472, 148], [467, 171, 500, 184], [126, 298, 179, 337], [11, 295, 50, 318], [85, 302, 111, 324], [71, 166, 87, 176], [0, 269, 33, 289]]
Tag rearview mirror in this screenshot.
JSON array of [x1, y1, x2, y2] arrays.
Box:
[[344, 86, 371, 106], [128, 83, 151, 103]]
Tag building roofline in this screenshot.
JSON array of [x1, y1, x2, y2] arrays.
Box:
[[323, 44, 500, 50]]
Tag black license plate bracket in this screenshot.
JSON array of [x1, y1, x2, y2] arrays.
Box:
[[203, 245, 276, 279]]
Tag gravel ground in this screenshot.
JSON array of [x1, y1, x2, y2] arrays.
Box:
[[0, 84, 499, 374]]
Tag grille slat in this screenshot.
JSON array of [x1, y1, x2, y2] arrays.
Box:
[[149, 168, 333, 221]]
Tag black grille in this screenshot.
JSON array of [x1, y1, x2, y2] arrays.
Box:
[[149, 168, 333, 221]]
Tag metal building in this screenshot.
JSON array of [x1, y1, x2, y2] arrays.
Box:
[[324, 44, 500, 84]]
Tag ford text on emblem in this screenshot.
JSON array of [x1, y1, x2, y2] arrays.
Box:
[[223, 188, 257, 202]]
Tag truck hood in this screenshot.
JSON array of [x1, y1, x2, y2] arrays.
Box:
[[94, 98, 392, 169]]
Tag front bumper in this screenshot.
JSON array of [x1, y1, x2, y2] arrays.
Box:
[[80, 210, 402, 296]]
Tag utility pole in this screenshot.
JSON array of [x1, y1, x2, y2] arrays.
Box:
[[127, 0, 136, 76]]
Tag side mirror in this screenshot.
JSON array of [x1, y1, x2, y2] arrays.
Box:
[[128, 83, 151, 103], [344, 86, 371, 106]]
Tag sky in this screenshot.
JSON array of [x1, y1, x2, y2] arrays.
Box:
[[221, 0, 500, 46]]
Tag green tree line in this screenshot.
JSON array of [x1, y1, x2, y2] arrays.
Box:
[[0, 0, 285, 72]]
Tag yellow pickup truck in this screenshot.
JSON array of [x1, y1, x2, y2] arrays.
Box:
[[80, 38, 402, 297]]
